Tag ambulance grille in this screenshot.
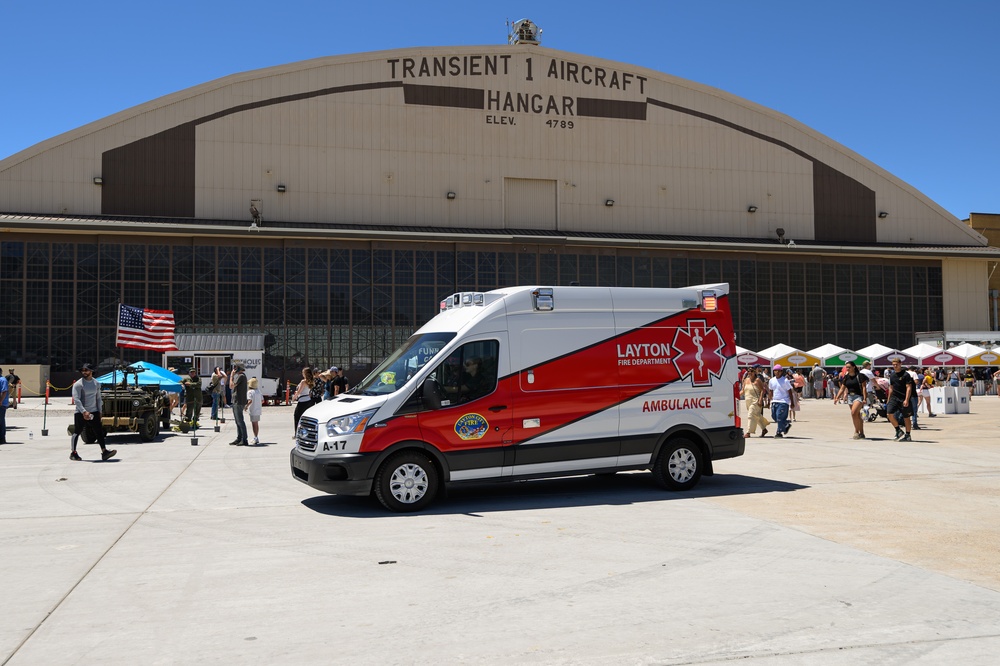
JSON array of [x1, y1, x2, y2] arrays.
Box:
[[297, 416, 319, 452]]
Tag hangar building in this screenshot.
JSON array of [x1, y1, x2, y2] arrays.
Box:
[[2, 25, 996, 382]]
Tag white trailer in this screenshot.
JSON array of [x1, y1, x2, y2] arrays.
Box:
[[164, 334, 279, 399]]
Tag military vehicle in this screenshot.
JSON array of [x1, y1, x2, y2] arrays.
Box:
[[74, 365, 172, 442]]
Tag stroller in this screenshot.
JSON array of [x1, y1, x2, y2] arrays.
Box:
[[864, 377, 890, 422]]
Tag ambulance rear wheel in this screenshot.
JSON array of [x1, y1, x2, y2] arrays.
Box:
[[652, 438, 703, 491], [374, 451, 439, 512]]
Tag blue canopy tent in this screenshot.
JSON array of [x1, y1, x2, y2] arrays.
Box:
[[95, 361, 183, 393]]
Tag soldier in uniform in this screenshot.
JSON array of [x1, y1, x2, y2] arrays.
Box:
[[181, 367, 203, 424]]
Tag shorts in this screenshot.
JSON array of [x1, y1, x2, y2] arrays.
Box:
[[249, 412, 261, 423], [794, 386, 803, 394], [886, 398, 912, 418], [847, 394, 863, 405]]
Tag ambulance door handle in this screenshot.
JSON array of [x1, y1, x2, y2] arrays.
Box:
[[488, 405, 507, 412]]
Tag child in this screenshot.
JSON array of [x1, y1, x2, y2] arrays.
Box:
[[246, 377, 263, 446]]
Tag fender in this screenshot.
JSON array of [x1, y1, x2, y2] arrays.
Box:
[[651, 425, 715, 477], [362, 439, 452, 482]]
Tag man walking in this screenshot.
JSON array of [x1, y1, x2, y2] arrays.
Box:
[[5, 369, 19, 409], [767, 364, 794, 438], [229, 362, 249, 446], [70, 363, 117, 461], [886, 359, 915, 442], [809, 363, 826, 399]]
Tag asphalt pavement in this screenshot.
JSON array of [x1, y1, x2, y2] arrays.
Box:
[[1, 394, 999, 665]]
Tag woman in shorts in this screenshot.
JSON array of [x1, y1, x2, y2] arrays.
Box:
[[835, 361, 868, 439], [246, 376, 263, 446]]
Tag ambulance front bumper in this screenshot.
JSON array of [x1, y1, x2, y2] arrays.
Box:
[[290, 449, 376, 496]]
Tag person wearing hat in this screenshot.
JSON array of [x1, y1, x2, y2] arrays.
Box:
[[330, 366, 348, 397], [229, 362, 249, 446], [69, 363, 117, 461], [245, 377, 263, 446], [767, 364, 794, 438], [180, 367, 203, 425]]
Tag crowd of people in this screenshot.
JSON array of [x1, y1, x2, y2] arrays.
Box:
[[742, 360, 998, 443], [291, 366, 350, 437]]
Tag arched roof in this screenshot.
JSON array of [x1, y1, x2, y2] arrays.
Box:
[[0, 45, 987, 248]]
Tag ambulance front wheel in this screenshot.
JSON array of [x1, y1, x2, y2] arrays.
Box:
[[652, 438, 703, 491], [374, 451, 440, 512]]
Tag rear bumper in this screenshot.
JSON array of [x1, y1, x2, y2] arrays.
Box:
[[707, 426, 745, 461], [289, 448, 376, 496]]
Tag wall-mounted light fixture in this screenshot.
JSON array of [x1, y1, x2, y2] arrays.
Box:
[[747, 205, 758, 213], [93, 177, 103, 185], [776, 227, 786, 243], [878, 211, 888, 219], [276, 185, 286, 193], [446, 191, 456, 199], [605, 199, 615, 207]]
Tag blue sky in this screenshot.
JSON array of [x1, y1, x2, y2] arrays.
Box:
[[3, 1, 997, 220]]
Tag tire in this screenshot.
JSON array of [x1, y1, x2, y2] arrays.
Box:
[[652, 438, 703, 491], [374, 451, 439, 512], [139, 412, 158, 441]]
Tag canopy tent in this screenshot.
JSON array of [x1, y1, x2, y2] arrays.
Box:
[[855, 343, 917, 367], [756, 343, 821, 369], [735, 346, 771, 367], [95, 361, 183, 393], [901, 343, 966, 367], [806, 344, 870, 367], [945, 343, 1000, 366]]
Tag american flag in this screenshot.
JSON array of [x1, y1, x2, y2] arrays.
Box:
[[116, 304, 177, 351]]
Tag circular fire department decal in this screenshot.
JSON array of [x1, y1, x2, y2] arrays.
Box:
[[455, 413, 489, 440]]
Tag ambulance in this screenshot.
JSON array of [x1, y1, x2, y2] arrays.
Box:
[[290, 284, 744, 511]]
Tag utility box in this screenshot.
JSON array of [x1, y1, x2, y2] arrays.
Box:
[[930, 386, 955, 414], [953, 386, 971, 414]]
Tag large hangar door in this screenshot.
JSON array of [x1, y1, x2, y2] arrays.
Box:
[[504, 178, 558, 230]]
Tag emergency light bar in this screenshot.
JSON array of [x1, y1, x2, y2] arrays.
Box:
[[440, 292, 487, 311]]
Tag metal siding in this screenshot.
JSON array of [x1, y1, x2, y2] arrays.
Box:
[[504, 178, 557, 230]]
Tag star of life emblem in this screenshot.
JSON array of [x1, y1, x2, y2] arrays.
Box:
[[671, 320, 726, 386]]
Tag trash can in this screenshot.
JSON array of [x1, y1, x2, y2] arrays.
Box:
[[953, 386, 971, 414], [930, 386, 955, 414]]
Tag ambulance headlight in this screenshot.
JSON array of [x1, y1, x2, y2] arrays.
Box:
[[326, 409, 377, 436]]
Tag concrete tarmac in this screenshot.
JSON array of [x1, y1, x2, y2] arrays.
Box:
[[1, 394, 999, 664]]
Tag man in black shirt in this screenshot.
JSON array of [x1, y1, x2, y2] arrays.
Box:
[[886, 359, 915, 441]]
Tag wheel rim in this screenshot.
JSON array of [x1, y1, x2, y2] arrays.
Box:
[[667, 447, 697, 483], [388, 463, 429, 504]]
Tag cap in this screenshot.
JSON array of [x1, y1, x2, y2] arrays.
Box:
[[772, 364, 783, 371], [328, 366, 339, 373], [80, 362, 95, 372], [751, 364, 761, 369], [189, 367, 198, 373]]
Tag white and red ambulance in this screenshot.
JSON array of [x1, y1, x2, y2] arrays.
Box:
[[290, 284, 744, 511]]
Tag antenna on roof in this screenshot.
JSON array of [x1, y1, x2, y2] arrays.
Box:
[[507, 18, 541, 45]]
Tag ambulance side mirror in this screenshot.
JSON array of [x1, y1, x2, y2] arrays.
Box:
[[422, 379, 442, 410]]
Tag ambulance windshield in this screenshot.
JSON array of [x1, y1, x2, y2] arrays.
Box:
[[355, 332, 456, 395]]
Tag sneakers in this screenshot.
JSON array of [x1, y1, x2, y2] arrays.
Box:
[[900, 433, 912, 442], [101, 449, 117, 461], [252, 438, 260, 446], [852, 433, 865, 440], [70, 451, 82, 461], [929, 413, 937, 418], [912, 425, 922, 430], [784, 423, 792, 435], [229, 440, 241, 446], [236, 441, 248, 446], [761, 428, 769, 437], [894, 428, 904, 441], [775, 432, 784, 438]]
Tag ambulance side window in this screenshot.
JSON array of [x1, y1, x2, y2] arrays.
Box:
[[431, 340, 499, 407]]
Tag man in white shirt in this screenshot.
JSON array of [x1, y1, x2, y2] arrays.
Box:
[[767, 364, 795, 438]]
